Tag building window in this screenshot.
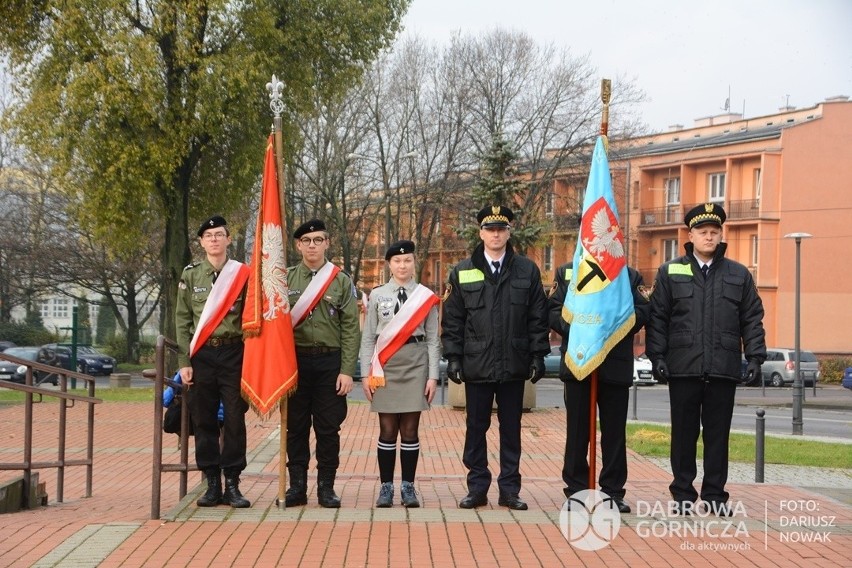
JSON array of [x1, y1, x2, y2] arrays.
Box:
[[663, 239, 679, 262], [750, 235, 759, 266], [665, 177, 681, 223], [544, 245, 553, 272], [632, 180, 640, 209], [753, 168, 762, 201], [708, 172, 726, 203], [38, 299, 50, 319], [433, 260, 442, 284], [545, 190, 554, 217], [52, 298, 69, 319]]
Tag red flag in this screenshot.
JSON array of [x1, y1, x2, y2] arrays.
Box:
[[241, 136, 298, 417]]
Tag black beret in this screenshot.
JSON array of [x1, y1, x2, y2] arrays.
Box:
[[476, 205, 514, 228], [293, 219, 327, 239], [385, 240, 415, 260], [197, 215, 227, 237], [684, 203, 726, 229]]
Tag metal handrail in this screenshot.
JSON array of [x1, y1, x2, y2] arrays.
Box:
[[148, 334, 191, 520], [0, 355, 101, 508]]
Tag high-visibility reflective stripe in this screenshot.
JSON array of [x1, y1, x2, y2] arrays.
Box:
[[458, 268, 485, 283]]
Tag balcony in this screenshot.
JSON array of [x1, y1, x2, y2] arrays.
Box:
[[639, 198, 761, 229], [726, 199, 761, 221], [639, 206, 683, 227]]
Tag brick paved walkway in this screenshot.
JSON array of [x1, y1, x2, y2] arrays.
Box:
[[0, 397, 849, 567]]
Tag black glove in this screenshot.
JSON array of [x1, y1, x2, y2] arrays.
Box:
[[447, 358, 464, 384], [652, 359, 669, 382], [744, 360, 762, 387], [530, 357, 546, 383]]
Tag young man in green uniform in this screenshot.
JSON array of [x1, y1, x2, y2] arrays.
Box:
[[175, 215, 251, 508], [283, 219, 361, 508]]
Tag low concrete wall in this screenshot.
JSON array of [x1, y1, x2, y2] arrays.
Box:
[[109, 373, 131, 388], [448, 380, 536, 411]]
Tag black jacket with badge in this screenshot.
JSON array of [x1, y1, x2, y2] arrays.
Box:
[[645, 242, 767, 381], [548, 262, 649, 386], [441, 242, 550, 383]]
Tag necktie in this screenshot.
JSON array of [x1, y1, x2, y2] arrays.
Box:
[[395, 287, 408, 314], [491, 260, 500, 275], [212, 271, 219, 284], [701, 264, 709, 278]]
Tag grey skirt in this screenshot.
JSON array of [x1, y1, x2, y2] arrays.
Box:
[[370, 341, 429, 413]]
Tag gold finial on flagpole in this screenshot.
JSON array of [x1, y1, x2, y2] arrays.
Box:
[[600, 79, 611, 153]]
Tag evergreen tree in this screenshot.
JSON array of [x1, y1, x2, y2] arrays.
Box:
[[461, 133, 544, 254]]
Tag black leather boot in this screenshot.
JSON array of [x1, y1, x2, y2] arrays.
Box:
[[223, 475, 251, 508], [197, 469, 222, 507], [284, 468, 308, 507], [317, 471, 341, 508]]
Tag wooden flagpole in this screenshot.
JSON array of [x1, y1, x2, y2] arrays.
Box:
[[267, 75, 290, 509], [589, 78, 612, 491]]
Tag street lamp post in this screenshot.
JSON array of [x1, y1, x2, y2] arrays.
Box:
[[784, 232, 812, 435]]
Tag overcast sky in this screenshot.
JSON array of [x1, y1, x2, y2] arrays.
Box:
[[400, 0, 852, 132]]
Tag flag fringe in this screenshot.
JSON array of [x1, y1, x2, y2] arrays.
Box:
[[563, 314, 636, 380]]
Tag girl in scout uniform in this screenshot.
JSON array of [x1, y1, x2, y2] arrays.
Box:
[[359, 240, 441, 508]]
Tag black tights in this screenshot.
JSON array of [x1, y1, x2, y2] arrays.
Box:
[[377, 411, 423, 482], [379, 411, 421, 440]]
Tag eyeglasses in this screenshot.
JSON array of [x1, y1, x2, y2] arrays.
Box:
[[299, 236, 326, 246], [202, 231, 228, 241]]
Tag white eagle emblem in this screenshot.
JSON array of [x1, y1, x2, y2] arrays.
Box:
[[261, 222, 289, 320], [583, 208, 624, 260]]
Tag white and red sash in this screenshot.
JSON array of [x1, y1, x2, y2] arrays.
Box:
[[189, 259, 250, 357], [367, 283, 439, 388], [290, 261, 341, 328]]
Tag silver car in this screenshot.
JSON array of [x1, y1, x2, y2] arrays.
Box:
[[761, 348, 820, 387]]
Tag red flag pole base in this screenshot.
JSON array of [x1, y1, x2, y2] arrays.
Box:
[[588, 370, 598, 491]]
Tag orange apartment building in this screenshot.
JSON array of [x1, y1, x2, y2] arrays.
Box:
[[355, 97, 852, 356]]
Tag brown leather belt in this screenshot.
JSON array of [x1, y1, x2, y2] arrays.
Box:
[[296, 346, 340, 355], [205, 336, 243, 348]]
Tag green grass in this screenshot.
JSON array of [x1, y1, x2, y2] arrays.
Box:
[[0, 387, 154, 403], [626, 422, 852, 469]]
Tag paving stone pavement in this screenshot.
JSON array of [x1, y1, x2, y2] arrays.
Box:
[[0, 398, 850, 567]]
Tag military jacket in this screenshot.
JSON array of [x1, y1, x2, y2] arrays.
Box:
[[175, 258, 245, 367], [287, 261, 361, 377]]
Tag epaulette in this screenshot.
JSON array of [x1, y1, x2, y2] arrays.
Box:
[[183, 262, 200, 271]]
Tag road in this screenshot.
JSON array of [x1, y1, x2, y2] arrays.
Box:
[[532, 378, 852, 440], [73, 373, 851, 441]]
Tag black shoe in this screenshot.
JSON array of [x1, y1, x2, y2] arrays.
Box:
[[498, 493, 528, 511], [376, 482, 394, 508], [400, 481, 420, 508], [611, 498, 631, 514], [223, 476, 251, 508], [197, 470, 222, 507], [458, 492, 488, 509], [284, 469, 308, 507], [284, 487, 308, 507], [702, 500, 730, 517], [671, 501, 694, 516], [317, 472, 341, 508]]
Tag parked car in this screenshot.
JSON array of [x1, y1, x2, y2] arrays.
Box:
[[0, 340, 16, 352], [543, 345, 563, 378], [761, 348, 820, 387], [633, 354, 656, 385], [0, 346, 53, 385], [38, 344, 117, 377]]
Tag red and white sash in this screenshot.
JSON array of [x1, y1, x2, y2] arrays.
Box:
[[290, 261, 341, 328], [367, 283, 439, 388], [189, 260, 250, 357]]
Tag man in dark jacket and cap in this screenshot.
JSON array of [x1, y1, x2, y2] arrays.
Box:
[[646, 203, 766, 516], [548, 262, 649, 513], [441, 205, 550, 510]]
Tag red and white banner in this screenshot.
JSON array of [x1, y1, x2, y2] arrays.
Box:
[[241, 136, 299, 418]]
